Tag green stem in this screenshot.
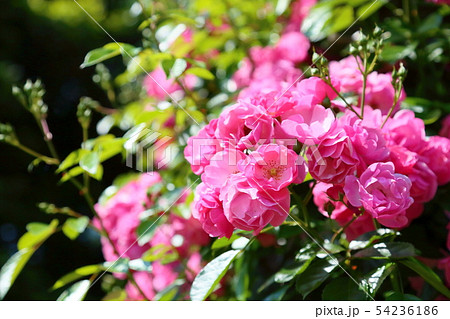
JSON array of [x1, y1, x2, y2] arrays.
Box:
[[331, 214, 358, 243], [360, 54, 368, 118], [324, 77, 362, 119], [15, 143, 59, 165]]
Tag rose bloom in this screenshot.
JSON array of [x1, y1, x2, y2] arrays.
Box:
[[192, 182, 234, 238], [364, 72, 405, 115], [384, 110, 427, 153], [216, 100, 274, 151], [307, 127, 360, 184], [126, 215, 209, 300], [312, 182, 375, 241], [184, 119, 222, 175], [144, 67, 196, 100], [220, 173, 290, 234], [344, 162, 413, 228], [408, 161, 438, 203], [419, 136, 450, 185], [338, 112, 390, 169], [285, 0, 317, 32], [439, 115, 450, 138], [281, 104, 336, 145], [94, 173, 162, 262], [329, 56, 363, 92], [388, 145, 418, 175], [274, 32, 310, 63], [240, 143, 307, 191], [202, 149, 246, 191]]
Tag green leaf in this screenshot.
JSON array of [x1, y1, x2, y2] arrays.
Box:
[[62, 217, 89, 240], [142, 244, 178, 264], [295, 257, 338, 298], [56, 149, 89, 173], [136, 215, 165, 246], [356, 0, 387, 20], [417, 13, 443, 34], [53, 264, 103, 290], [190, 250, 241, 301], [384, 291, 422, 301], [353, 242, 416, 259], [128, 259, 152, 272], [322, 277, 368, 301], [57, 280, 91, 301], [18, 219, 59, 250], [154, 279, 185, 301], [211, 234, 240, 250], [185, 67, 215, 80], [349, 229, 399, 250], [170, 58, 187, 78], [81, 43, 138, 68], [275, 0, 291, 16], [400, 257, 450, 298], [79, 151, 100, 175], [103, 258, 130, 273], [0, 248, 34, 300], [264, 285, 291, 301], [361, 263, 395, 296], [329, 5, 354, 34]]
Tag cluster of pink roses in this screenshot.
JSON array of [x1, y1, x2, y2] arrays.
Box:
[[94, 173, 209, 300], [186, 40, 450, 241]]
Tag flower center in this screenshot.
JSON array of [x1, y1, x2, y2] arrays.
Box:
[[262, 160, 286, 180]]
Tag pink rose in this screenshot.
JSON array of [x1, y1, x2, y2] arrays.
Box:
[[329, 56, 363, 93], [384, 110, 427, 153], [94, 173, 162, 263], [439, 115, 450, 138], [202, 149, 246, 191], [281, 104, 335, 144], [220, 173, 290, 234], [184, 119, 222, 175], [344, 213, 376, 242], [192, 183, 234, 238], [420, 136, 450, 185], [313, 182, 353, 222], [388, 145, 419, 175], [312, 182, 375, 241], [364, 72, 405, 115], [408, 161, 438, 203], [240, 143, 306, 191], [286, 0, 318, 33], [344, 162, 413, 228], [216, 101, 274, 150], [307, 127, 360, 184], [338, 114, 390, 169], [144, 67, 196, 100], [274, 32, 310, 63]]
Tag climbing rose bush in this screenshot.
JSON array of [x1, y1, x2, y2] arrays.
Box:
[[2, 0, 450, 302]]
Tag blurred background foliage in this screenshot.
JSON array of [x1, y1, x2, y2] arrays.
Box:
[[0, 0, 449, 300]]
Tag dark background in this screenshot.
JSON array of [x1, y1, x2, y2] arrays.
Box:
[[0, 0, 140, 300]]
